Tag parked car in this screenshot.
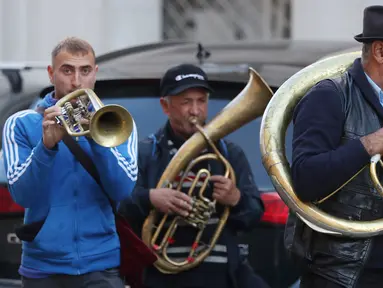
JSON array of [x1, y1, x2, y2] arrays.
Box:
[[0, 40, 361, 288], [0, 62, 50, 286]]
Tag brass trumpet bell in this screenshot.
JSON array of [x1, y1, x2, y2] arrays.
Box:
[[55, 88, 133, 148], [90, 104, 133, 148]]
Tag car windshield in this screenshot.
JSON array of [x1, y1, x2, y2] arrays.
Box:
[[101, 97, 293, 191]]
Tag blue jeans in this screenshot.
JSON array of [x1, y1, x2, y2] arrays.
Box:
[[21, 268, 125, 288]]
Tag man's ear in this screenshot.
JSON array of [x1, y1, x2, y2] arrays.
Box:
[[160, 97, 170, 116], [373, 41, 383, 64], [47, 65, 54, 84]]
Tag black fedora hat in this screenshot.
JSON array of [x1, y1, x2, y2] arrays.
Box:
[[355, 5, 383, 43]]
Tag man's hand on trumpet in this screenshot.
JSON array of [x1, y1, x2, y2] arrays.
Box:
[[42, 106, 66, 150]]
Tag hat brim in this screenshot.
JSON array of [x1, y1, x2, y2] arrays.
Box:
[[354, 33, 383, 43], [167, 83, 214, 96]]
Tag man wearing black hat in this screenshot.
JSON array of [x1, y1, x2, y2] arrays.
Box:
[[119, 63, 267, 288], [288, 5, 383, 288]]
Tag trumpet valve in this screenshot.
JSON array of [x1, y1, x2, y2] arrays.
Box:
[[64, 101, 74, 114], [60, 101, 89, 133]]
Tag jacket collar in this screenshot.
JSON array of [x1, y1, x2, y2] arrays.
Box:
[[349, 58, 383, 119], [153, 121, 188, 150], [35, 91, 56, 114]]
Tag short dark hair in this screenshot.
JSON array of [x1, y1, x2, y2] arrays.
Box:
[[51, 37, 95, 61]]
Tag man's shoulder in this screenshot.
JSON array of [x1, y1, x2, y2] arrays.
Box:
[[220, 139, 253, 172], [138, 127, 166, 151], [309, 78, 341, 94], [220, 138, 244, 157], [295, 78, 343, 115], [139, 132, 160, 146], [4, 109, 41, 129], [138, 133, 161, 158], [139, 136, 155, 145]]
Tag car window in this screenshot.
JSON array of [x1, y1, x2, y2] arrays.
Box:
[[101, 97, 293, 191]]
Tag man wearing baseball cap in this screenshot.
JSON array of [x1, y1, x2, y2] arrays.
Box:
[[120, 63, 267, 288], [158, 64, 215, 138]]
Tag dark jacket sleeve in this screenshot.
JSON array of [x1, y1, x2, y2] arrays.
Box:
[[225, 141, 264, 232], [292, 80, 370, 202], [130, 164, 152, 215], [118, 141, 153, 235]]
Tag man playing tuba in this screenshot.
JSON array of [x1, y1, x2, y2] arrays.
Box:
[[119, 64, 267, 288], [289, 5, 383, 288]]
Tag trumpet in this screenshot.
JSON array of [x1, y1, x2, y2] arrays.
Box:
[[55, 88, 133, 148]]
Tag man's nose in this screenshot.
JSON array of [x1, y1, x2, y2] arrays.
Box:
[[190, 102, 199, 115], [72, 72, 81, 88]]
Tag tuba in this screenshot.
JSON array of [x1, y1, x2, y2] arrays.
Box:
[[141, 67, 273, 274], [260, 50, 383, 237], [55, 88, 134, 148]]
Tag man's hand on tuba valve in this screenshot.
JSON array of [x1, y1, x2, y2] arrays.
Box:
[[149, 188, 193, 217]]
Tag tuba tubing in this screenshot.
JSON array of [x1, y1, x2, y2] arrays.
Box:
[[260, 50, 383, 237], [142, 67, 273, 273]]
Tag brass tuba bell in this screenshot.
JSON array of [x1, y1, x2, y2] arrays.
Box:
[[260, 50, 383, 237], [55, 88, 134, 148], [141, 67, 273, 274]]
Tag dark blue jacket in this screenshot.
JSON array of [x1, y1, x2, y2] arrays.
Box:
[[288, 58, 383, 286], [120, 124, 266, 288]]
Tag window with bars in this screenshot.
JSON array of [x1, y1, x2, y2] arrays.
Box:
[[162, 0, 291, 42]]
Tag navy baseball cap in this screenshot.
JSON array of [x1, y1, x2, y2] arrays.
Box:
[[159, 64, 213, 97]]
